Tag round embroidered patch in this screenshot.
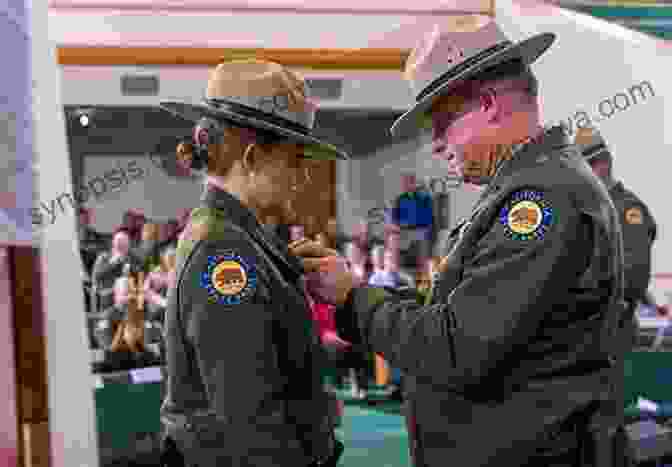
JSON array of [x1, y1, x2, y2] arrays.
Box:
[[499, 190, 554, 241], [200, 251, 257, 305]]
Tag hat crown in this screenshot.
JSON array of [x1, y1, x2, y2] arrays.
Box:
[[205, 59, 315, 129], [405, 16, 513, 96]]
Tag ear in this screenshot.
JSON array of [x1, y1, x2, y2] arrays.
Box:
[[479, 88, 499, 122], [241, 143, 259, 174]]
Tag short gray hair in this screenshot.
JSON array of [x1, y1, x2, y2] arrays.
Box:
[[472, 59, 539, 99]]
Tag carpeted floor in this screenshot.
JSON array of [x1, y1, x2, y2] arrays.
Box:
[[335, 387, 410, 467], [100, 385, 411, 467]]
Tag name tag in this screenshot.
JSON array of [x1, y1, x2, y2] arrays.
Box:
[[130, 366, 163, 384]]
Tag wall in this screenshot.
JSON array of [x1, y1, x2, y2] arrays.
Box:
[[58, 66, 416, 111], [48, 4, 491, 49], [33, 0, 100, 465], [338, 134, 481, 236]]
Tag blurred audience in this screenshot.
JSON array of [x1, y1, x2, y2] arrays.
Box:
[[368, 245, 414, 289], [91, 228, 141, 317], [343, 241, 368, 287]]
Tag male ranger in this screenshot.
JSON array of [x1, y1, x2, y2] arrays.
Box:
[[303, 16, 626, 467]]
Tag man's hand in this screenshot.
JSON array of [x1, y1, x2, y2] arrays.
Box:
[[289, 238, 338, 259], [304, 257, 355, 306], [289, 239, 340, 274]]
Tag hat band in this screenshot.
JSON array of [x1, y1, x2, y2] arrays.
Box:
[[416, 40, 513, 102], [205, 96, 314, 135], [583, 143, 610, 161]]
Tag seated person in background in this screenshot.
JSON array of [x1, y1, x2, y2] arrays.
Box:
[[343, 241, 368, 286], [122, 209, 146, 248], [143, 248, 177, 350], [368, 245, 414, 289], [144, 248, 177, 321], [91, 229, 142, 349], [136, 222, 162, 272], [160, 219, 180, 252], [91, 228, 141, 315], [341, 240, 370, 399], [78, 207, 110, 277]]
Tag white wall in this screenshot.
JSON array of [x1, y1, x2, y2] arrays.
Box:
[[82, 155, 203, 233], [59, 66, 416, 111], [496, 0, 672, 277], [33, 0, 99, 465], [337, 133, 481, 237]]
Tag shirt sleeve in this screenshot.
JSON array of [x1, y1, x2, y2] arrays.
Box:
[[619, 200, 655, 301], [341, 187, 591, 391], [178, 234, 277, 423]]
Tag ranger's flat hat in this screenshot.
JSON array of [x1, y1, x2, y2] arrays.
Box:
[[160, 59, 348, 160], [574, 127, 611, 162], [391, 15, 555, 137]]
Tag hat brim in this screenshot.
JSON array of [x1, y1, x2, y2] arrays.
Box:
[[158, 102, 349, 161], [390, 32, 556, 138]]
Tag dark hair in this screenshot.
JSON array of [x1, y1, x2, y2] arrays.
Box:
[[472, 59, 539, 98]]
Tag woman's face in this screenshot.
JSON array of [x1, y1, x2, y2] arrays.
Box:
[[250, 141, 310, 210]]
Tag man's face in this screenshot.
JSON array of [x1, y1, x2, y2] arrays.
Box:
[[430, 85, 489, 180], [429, 82, 521, 185]]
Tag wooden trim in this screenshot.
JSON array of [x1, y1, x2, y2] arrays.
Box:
[[57, 47, 411, 69]]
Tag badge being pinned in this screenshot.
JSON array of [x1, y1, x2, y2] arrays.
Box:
[[499, 190, 555, 241], [625, 207, 643, 225], [201, 251, 257, 305]]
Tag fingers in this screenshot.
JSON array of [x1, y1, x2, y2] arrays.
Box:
[[302, 257, 326, 273], [289, 238, 311, 250], [291, 241, 338, 258]]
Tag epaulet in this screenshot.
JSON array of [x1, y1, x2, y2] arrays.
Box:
[[176, 207, 242, 259]]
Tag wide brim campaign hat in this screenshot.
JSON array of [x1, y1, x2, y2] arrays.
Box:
[[160, 59, 348, 160], [391, 15, 556, 138], [574, 126, 612, 162]]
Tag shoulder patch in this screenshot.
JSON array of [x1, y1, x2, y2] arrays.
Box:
[[624, 207, 643, 225], [498, 189, 555, 241], [200, 250, 258, 305]]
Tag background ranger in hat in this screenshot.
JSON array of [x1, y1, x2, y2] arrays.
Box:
[[325, 15, 626, 467], [157, 59, 347, 467], [575, 127, 657, 310], [576, 127, 658, 467]]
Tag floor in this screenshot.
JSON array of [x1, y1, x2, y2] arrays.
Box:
[[100, 386, 410, 467]]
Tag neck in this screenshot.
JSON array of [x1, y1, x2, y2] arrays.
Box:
[[475, 115, 543, 184], [207, 175, 258, 214]]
